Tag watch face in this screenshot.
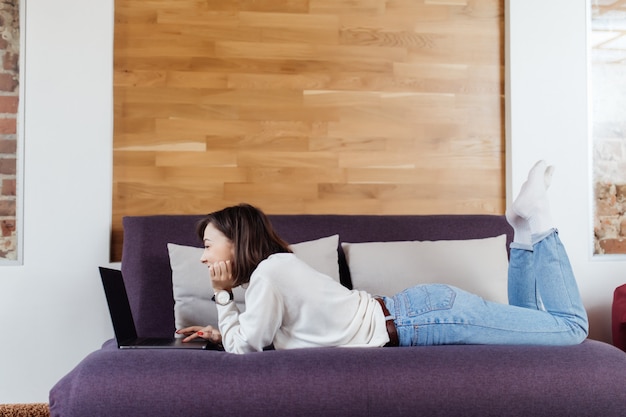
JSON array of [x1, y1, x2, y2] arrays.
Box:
[[216, 290, 231, 305]]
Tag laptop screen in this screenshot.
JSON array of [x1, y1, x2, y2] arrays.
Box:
[[99, 267, 138, 343]]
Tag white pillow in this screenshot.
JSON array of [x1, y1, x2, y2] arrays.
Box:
[[168, 234, 340, 329], [289, 234, 340, 282], [167, 243, 246, 331], [342, 235, 509, 304]]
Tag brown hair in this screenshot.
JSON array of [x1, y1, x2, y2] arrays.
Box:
[[196, 203, 292, 287]]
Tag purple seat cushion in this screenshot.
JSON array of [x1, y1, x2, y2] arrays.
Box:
[[49, 339, 626, 417]]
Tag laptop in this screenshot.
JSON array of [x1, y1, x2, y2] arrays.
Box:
[[99, 266, 222, 350]]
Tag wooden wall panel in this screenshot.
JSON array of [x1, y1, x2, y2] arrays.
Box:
[[113, 0, 505, 260]]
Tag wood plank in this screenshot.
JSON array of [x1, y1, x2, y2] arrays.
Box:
[[111, 0, 505, 261]]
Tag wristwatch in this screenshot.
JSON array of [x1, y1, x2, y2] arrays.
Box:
[[213, 290, 234, 306]]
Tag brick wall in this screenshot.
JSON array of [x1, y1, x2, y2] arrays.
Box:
[[0, 0, 19, 260], [595, 182, 626, 254]]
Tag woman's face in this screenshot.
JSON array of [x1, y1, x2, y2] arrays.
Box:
[[200, 223, 235, 267]]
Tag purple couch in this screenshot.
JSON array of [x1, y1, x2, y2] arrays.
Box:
[[50, 214, 626, 416]]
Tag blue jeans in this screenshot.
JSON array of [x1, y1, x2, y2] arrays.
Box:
[[383, 230, 589, 346]]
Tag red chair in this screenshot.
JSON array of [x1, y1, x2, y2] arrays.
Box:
[[612, 284, 626, 351]]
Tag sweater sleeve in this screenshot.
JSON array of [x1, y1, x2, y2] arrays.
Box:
[[217, 276, 283, 354]]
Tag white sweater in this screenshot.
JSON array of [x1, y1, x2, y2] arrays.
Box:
[[216, 253, 390, 354]]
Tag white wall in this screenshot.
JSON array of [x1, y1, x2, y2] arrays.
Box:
[[507, 0, 625, 344], [0, 0, 622, 404], [0, 0, 115, 403]]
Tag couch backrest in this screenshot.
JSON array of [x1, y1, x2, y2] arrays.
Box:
[[121, 214, 513, 337]]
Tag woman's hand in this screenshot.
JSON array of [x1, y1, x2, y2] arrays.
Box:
[[176, 325, 222, 344], [210, 260, 235, 291]]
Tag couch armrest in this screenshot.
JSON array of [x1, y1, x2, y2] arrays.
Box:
[[612, 284, 626, 351]]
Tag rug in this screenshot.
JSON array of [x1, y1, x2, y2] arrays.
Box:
[[0, 403, 49, 417]]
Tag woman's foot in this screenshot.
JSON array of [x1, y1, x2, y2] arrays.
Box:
[[511, 160, 555, 236]]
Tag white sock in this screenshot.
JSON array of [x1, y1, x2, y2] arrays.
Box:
[[506, 208, 532, 248], [511, 160, 554, 236]]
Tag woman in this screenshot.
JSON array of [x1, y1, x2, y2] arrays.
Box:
[[177, 161, 589, 353]]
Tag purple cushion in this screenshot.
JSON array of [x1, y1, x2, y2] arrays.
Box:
[[49, 339, 626, 417]]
